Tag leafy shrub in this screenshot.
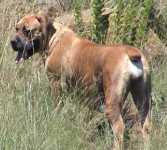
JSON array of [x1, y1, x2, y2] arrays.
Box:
[[91, 0, 108, 43], [106, 0, 153, 47], [72, 0, 84, 34], [149, 0, 167, 45]]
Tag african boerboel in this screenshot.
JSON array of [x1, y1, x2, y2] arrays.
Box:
[[10, 11, 151, 149]]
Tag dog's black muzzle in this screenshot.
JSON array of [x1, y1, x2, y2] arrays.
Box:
[[10, 35, 40, 63]]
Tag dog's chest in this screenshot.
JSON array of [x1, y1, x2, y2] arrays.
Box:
[[45, 44, 77, 80], [61, 49, 75, 78], [46, 35, 101, 88]]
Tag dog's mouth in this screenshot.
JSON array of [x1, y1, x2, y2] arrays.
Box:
[[15, 46, 34, 64], [15, 51, 24, 64], [12, 39, 40, 64], [15, 50, 33, 64]]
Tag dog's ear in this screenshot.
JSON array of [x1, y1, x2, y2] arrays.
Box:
[[36, 9, 57, 24], [35, 11, 46, 23], [47, 21, 56, 34], [46, 7, 59, 20], [36, 11, 56, 34], [35, 15, 43, 23]]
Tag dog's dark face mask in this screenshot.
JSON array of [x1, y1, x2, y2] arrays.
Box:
[[10, 15, 44, 63]]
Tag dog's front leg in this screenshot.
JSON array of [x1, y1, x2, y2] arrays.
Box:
[[47, 72, 60, 95], [46, 71, 63, 110], [60, 72, 68, 91]]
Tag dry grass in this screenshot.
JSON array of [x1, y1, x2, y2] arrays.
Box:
[[0, 0, 167, 150]]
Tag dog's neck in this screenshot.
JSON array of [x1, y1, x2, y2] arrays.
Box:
[[39, 21, 56, 63], [40, 22, 77, 65], [48, 23, 77, 54]]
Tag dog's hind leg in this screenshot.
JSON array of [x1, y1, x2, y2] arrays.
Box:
[[103, 73, 129, 150]]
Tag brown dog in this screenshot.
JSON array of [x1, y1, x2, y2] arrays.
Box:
[[11, 12, 151, 149]]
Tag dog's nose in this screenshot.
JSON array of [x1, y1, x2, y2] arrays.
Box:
[[10, 39, 18, 51], [11, 35, 20, 45], [10, 39, 17, 45], [10, 35, 22, 51], [10, 36, 25, 52]]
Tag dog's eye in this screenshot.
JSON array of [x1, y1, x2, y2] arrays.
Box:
[[15, 27, 19, 31]]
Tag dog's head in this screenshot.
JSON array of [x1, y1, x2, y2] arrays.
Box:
[[10, 12, 55, 63]]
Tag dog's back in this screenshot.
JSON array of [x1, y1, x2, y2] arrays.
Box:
[[46, 24, 147, 88]]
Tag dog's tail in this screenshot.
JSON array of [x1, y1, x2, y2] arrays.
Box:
[[126, 47, 142, 62], [126, 47, 145, 79]]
